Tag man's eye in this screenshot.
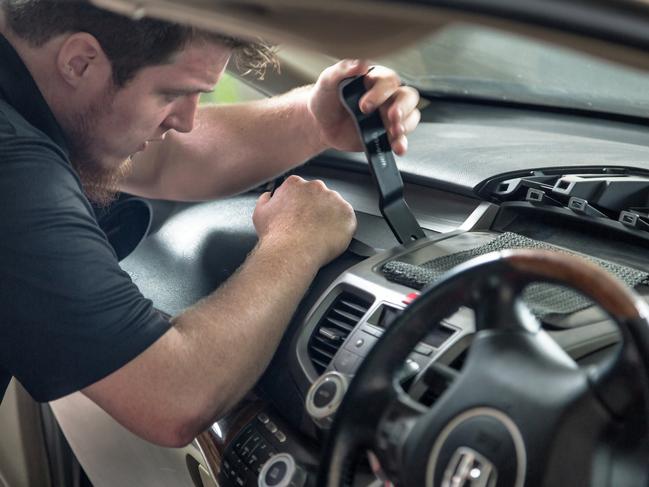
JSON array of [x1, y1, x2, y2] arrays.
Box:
[[162, 93, 181, 103]]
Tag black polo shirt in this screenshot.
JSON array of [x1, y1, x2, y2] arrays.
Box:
[[0, 34, 171, 402]]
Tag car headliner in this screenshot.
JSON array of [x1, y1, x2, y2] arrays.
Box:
[[89, 0, 649, 71]]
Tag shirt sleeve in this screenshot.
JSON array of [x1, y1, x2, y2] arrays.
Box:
[[0, 145, 171, 401]]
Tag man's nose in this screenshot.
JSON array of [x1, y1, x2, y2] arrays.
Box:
[[163, 94, 199, 133]]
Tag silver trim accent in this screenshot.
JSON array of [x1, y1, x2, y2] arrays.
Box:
[[458, 202, 499, 232], [305, 371, 349, 426], [426, 408, 526, 487], [258, 453, 300, 487]]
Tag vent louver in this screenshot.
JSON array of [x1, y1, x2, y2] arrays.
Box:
[[308, 292, 373, 374]]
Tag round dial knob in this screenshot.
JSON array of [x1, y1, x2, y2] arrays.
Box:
[[257, 453, 306, 487], [305, 371, 349, 428]]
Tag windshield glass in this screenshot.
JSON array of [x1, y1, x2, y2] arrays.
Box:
[[377, 23, 649, 118]]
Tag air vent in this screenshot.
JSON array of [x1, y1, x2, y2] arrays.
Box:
[[308, 292, 373, 374]]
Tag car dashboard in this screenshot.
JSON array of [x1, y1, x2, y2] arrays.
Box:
[[61, 98, 649, 487]]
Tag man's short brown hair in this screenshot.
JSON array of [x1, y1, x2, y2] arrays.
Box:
[[1, 0, 278, 86]]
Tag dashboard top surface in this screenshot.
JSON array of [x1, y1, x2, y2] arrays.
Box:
[[329, 102, 649, 196]]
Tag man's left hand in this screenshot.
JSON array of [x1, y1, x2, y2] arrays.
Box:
[[308, 59, 421, 156]]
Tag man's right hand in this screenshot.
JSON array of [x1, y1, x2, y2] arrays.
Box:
[[253, 175, 357, 268]]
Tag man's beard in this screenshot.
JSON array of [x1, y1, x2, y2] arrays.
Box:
[[65, 90, 134, 207], [71, 151, 133, 208]]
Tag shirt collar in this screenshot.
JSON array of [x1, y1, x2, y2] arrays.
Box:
[[0, 33, 69, 155]]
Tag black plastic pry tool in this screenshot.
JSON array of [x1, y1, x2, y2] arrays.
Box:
[[339, 75, 425, 244]]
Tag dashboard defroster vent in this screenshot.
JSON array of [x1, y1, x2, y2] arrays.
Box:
[[308, 292, 373, 374]]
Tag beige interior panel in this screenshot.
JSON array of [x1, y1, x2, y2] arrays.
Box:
[[90, 0, 442, 58], [0, 380, 51, 487], [50, 392, 211, 487]]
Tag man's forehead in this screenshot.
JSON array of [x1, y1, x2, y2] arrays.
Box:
[[143, 42, 231, 89], [174, 39, 232, 68]]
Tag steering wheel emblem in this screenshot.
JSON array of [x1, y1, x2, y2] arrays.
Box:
[[442, 447, 497, 487]]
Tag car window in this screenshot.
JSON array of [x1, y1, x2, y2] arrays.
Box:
[[199, 72, 264, 105], [379, 23, 649, 119]]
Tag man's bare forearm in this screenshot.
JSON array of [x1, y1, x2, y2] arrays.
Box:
[[84, 235, 321, 447], [170, 236, 319, 437], [122, 86, 326, 201]]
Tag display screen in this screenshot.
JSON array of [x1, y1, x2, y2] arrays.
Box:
[[368, 304, 455, 348]]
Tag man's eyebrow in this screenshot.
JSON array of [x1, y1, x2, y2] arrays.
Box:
[[160, 87, 215, 96]]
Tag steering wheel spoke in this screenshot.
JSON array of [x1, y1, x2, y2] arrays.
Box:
[[588, 331, 648, 420], [472, 274, 541, 334], [372, 381, 428, 481]]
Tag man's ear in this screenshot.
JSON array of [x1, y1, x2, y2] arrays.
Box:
[[57, 32, 111, 88]]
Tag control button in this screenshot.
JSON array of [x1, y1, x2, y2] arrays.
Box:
[[402, 292, 420, 305], [257, 413, 270, 424], [233, 442, 243, 455], [415, 343, 434, 356], [234, 439, 245, 452], [224, 454, 238, 478], [255, 442, 275, 464], [233, 455, 248, 475], [258, 453, 306, 487], [221, 458, 232, 478], [343, 330, 377, 356], [235, 475, 245, 486], [241, 432, 262, 458], [333, 350, 361, 374], [274, 430, 287, 443], [233, 426, 254, 453], [306, 371, 349, 429], [235, 440, 246, 457], [265, 421, 278, 434], [313, 380, 338, 408], [256, 441, 269, 455], [265, 460, 287, 486], [247, 452, 259, 468]]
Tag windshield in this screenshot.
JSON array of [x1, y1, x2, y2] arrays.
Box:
[[377, 23, 649, 119]]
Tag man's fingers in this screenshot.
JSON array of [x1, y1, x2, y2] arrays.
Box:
[[319, 59, 370, 90], [386, 108, 419, 156], [379, 88, 420, 139], [401, 108, 421, 135], [386, 86, 420, 125], [384, 106, 420, 140], [391, 134, 408, 156], [257, 191, 271, 205], [359, 66, 402, 114]]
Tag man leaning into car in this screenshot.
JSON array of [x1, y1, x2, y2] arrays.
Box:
[[0, 0, 420, 446]]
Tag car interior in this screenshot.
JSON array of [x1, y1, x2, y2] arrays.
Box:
[[3, 1, 649, 486]]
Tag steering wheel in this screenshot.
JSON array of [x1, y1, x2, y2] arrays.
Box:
[[318, 249, 649, 487]]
